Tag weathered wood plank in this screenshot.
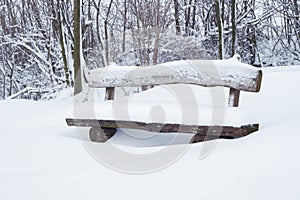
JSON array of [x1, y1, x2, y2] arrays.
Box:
[[190, 124, 258, 143], [66, 118, 259, 140], [88, 56, 263, 92]]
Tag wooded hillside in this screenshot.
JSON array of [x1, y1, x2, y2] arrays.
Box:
[[0, 0, 299, 99]]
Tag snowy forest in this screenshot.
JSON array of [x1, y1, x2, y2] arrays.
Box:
[[0, 0, 300, 100]]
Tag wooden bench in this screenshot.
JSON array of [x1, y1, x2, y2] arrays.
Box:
[[66, 55, 263, 143]]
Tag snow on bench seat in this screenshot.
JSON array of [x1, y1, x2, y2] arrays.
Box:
[[69, 93, 256, 127]]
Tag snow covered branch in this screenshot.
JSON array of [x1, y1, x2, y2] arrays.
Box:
[[6, 87, 49, 100]]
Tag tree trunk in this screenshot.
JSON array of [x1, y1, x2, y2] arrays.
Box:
[[95, 1, 106, 67], [293, 0, 300, 48], [58, 0, 70, 86], [191, 0, 197, 31], [2, 73, 5, 99], [134, 0, 143, 67], [174, 0, 181, 35], [0, 5, 8, 35], [185, 0, 192, 34], [104, 0, 114, 66], [231, 0, 236, 56], [7, 60, 14, 96], [104, 20, 109, 66], [153, 0, 161, 65], [122, 0, 127, 52], [215, 0, 224, 59], [73, 0, 82, 95], [221, 0, 225, 25]]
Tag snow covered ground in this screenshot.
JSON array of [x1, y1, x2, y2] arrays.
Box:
[[1, 67, 300, 199]]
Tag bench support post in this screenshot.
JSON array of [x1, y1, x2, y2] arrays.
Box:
[[105, 87, 115, 100], [228, 88, 240, 107]]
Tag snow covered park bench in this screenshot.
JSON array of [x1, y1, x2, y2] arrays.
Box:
[[66, 55, 263, 143]]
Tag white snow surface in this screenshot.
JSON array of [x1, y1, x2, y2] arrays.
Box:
[[1, 66, 300, 199]]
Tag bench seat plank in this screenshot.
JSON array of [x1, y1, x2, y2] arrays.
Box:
[[66, 118, 259, 141]]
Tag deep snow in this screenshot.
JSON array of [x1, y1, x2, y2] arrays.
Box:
[[0, 66, 300, 199]]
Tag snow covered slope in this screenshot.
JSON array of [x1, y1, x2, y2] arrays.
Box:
[[0, 67, 300, 200]]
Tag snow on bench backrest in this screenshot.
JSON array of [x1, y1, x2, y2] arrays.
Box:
[[87, 55, 262, 106], [88, 55, 262, 93]]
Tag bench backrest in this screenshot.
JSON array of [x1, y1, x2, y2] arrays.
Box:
[[87, 56, 262, 107]]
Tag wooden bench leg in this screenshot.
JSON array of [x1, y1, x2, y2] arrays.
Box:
[[89, 127, 116, 142], [228, 88, 240, 107]]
